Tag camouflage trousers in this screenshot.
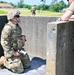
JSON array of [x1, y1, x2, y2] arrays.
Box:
[[3, 53, 30, 73]]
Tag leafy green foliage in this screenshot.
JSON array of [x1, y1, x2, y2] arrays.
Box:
[[0, 1, 7, 3], [18, 0, 24, 8], [23, 4, 31, 9], [36, 4, 49, 10], [49, 0, 67, 12]]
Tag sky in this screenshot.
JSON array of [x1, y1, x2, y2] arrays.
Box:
[[0, 0, 68, 5]]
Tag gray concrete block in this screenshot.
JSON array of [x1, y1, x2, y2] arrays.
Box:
[[47, 21, 74, 75]]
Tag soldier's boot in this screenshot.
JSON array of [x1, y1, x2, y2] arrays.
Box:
[[0, 56, 6, 69]]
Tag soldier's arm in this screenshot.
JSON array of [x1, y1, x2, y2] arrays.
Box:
[[1, 25, 20, 58], [60, 2, 74, 21], [16, 25, 26, 49], [61, 10, 73, 21]]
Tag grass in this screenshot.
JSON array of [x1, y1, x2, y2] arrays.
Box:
[[0, 9, 7, 14], [0, 8, 63, 16], [35, 10, 63, 16]]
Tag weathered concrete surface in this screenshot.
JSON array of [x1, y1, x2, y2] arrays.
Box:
[[0, 56, 46, 75], [20, 16, 58, 58], [47, 21, 74, 75]]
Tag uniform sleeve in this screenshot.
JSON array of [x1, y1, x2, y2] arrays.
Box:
[[1, 25, 15, 58], [67, 1, 74, 12], [16, 24, 24, 49]]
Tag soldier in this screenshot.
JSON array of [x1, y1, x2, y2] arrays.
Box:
[[31, 5, 36, 15], [1, 9, 30, 73]]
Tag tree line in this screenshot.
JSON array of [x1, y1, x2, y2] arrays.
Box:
[[0, 0, 69, 12]]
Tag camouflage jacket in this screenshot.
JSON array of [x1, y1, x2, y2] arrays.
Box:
[[1, 21, 23, 58]]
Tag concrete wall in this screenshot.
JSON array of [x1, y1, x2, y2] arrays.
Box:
[[47, 21, 74, 75], [20, 16, 58, 58]]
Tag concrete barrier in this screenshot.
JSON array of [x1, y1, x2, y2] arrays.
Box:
[[47, 21, 74, 75], [20, 16, 58, 58]]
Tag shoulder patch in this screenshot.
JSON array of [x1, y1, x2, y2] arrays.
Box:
[[3, 25, 12, 34]]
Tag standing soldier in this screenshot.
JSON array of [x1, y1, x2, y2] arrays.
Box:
[[1, 9, 30, 73], [31, 5, 36, 15]]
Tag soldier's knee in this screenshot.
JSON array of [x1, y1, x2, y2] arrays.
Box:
[[11, 67, 24, 73], [27, 62, 30, 68], [11, 63, 24, 73], [10, 60, 24, 73], [24, 60, 30, 68]]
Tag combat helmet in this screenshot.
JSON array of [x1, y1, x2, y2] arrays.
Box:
[[7, 9, 20, 20]]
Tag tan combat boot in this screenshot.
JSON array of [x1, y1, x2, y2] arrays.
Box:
[[0, 56, 6, 69]]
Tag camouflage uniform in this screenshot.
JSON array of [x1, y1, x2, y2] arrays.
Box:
[[31, 6, 36, 15], [1, 9, 30, 73]]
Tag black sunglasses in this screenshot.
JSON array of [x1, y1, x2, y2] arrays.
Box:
[[67, 0, 69, 1], [14, 15, 20, 18]]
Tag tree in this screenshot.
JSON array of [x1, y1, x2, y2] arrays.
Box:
[[0, 1, 7, 3], [18, 0, 24, 8], [36, 4, 49, 10], [41, 0, 46, 4], [9, 2, 16, 7], [51, 0, 58, 4], [49, 0, 67, 12], [23, 4, 31, 9], [41, 0, 58, 4]]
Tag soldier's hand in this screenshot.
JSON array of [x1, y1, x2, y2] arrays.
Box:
[[13, 52, 20, 56], [21, 35, 26, 46]]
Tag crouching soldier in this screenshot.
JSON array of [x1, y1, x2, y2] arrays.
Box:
[[1, 9, 30, 73]]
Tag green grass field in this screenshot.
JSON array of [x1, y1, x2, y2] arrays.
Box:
[[0, 8, 63, 16]]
